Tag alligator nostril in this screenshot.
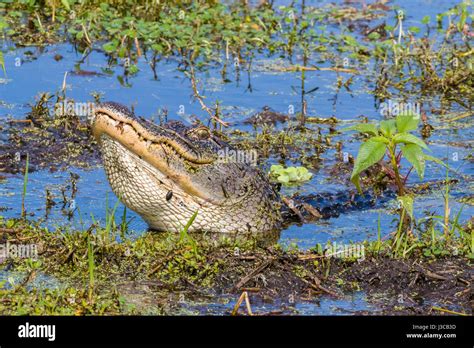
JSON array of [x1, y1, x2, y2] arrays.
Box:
[[166, 190, 173, 201]]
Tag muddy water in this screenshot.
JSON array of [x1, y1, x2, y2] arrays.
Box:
[[0, 0, 472, 314]]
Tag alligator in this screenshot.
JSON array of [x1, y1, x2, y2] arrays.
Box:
[[92, 102, 450, 235], [92, 102, 282, 234]]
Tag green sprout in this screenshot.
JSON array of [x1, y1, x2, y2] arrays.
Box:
[[342, 112, 444, 196]]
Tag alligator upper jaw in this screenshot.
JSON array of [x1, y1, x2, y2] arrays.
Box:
[[92, 105, 221, 205]]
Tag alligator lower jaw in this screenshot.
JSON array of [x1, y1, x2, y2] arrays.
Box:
[[92, 113, 219, 204]]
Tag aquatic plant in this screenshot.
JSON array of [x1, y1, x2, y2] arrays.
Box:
[[342, 112, 444, 196], [179, 210, 199, 256], [269, 165, 313, 184], [343, 112, 450, 252]]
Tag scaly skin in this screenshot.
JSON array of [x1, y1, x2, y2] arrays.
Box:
[[91, 102, 282, 234]]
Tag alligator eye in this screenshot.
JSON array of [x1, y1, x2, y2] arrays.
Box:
[[190, 127, 211, 140]]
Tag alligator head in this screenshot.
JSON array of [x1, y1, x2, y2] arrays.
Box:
[[91, 102, 282, 234]]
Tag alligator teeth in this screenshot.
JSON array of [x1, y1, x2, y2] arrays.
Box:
[[146, 140, 152, 147]]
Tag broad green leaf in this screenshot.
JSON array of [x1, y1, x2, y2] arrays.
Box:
[[127, 64, 139, 74], [102, 41, 118, 53], [286, 167, 298, 181], [350, 139, 387, 193], [370, 136, 390, 144], [270, 164, 284, 173], [401, 144, 425, 180], [398, 195, 414, 220], [393, 133, 428, 150], [421, 15, 431, 24], [352, 175, 361, 195], [277, 174, 290, 183], [344, 35, 358, 46], [396, 113, 420, 133], [380, 120, 397, 137], [117, 46, 127, 58], [151, 43, 163, 52], [340, 123, 378, 136], [368, 32, 380, 40], [296, 167, 312, 181]]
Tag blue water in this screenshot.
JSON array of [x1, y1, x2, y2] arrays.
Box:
[[181, 291, 372, 315], [1, 41, 471, 245]]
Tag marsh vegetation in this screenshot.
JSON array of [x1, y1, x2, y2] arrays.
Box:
[[0, 0, 472, 315]]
